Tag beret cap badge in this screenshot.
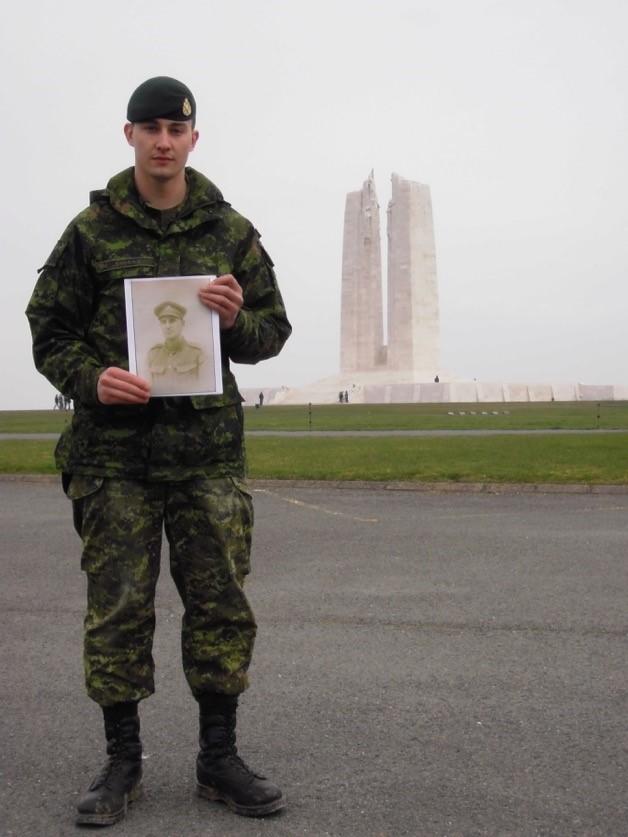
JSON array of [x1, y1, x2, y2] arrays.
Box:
[[126, 76, 196, 123]]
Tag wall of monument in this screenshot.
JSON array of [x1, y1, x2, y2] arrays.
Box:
[[359, 382, 624, 404]]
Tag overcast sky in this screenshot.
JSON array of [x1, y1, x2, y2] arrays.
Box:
[[2, 0, 626, 409]]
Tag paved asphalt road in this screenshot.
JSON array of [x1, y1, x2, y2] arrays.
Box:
[[1, 479, 627, 837]]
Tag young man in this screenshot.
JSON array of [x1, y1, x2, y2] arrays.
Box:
[[26, 76, 291, 825]]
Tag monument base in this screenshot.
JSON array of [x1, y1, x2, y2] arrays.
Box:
[[241, 375, 628, 406]]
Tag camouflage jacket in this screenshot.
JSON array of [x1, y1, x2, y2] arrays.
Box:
[[26, 167, 291, 480]]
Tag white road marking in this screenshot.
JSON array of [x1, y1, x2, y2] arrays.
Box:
[[253, 488, 379, 523]]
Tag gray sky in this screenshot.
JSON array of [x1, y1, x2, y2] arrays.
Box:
[[2, 0, 627, 409]]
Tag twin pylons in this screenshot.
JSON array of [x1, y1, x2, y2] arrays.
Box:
[[340, 172, 440, 378]]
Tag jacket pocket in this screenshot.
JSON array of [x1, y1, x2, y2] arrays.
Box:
[[190, 393, 240, 409], [63, 475, 105, 538], [64, 474, 105, 501]]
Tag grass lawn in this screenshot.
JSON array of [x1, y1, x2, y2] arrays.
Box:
[[246, 434, 628, 483], [0, 410, 73, 434], [2, 434, 627, 484], [0, 440, 59, 474], [1, 402, 627, 434], [244, 401, 628, 431]]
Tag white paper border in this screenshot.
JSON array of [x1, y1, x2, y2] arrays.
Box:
[[124, 275, 223, 397]]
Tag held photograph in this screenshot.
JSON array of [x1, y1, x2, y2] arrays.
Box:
[[124, 275, 223, 397]]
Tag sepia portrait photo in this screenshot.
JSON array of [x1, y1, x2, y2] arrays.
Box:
[[124, 275, 223, 397]]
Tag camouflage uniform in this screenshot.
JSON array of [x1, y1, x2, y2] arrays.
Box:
[[26, 167, 291, 705]]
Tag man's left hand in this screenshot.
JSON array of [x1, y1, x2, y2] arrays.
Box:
[[198, 274, 243, 330]]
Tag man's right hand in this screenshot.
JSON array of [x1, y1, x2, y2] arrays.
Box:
[[97, 367, 151, 405]]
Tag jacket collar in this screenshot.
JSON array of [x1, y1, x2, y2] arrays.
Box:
[[103, 167, 226, 232]]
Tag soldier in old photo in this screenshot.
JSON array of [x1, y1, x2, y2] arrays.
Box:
[[147, 300, 205, 387]]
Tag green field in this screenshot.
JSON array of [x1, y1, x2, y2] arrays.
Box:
[[244, 401, 628, 431], [2, 431, 627, 484], [0, 410, 73, 434], [1, 402, 627, 434], [1, 405, 627, 483], [245, 434, 628, 483]]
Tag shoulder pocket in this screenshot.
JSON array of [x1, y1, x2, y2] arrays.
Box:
[[38, 226, 76, 273]]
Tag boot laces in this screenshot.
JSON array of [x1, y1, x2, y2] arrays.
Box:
[[200, 713, 265, 780], [90, 744, 131, 791], [90, 756, 120, 791], [225, 752, 264, 780], [209, 730, 265, 781]]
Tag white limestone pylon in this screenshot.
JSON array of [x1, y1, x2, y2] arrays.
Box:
[[340, 171, 384, 374], [339, 171, 440, 381], [386, 173, 440, 374]]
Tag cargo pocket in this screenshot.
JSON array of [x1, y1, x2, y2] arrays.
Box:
[[63, 474, 104, 538], [229, 475, 254, 580]]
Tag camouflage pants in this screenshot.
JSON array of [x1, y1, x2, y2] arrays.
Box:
[[66, 475, 257, 707]]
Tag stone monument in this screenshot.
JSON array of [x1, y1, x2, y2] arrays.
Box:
[[339, 171, 440, 378], [248, 170, 626, 405]]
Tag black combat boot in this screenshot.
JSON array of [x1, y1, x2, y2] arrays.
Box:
[[196, 694, 284, 817], [76, 702, 143, 826]]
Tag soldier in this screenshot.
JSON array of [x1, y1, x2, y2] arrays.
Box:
[[147, 300, 205, 388], [26, 76, 291, 825]]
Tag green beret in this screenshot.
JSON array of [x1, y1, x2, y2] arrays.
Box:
[[127, 76, 196, 123], [154, 301, 186, 320]]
